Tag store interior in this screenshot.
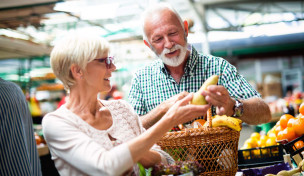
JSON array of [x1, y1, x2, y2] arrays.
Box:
[[1, 0, 304, 175]]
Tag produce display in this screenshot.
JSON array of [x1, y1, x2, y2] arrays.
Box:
[[272, 102, 304, 143], [240, 131, 279, 159], [268, 92, 304, 118], [240, 102, 304, 160]]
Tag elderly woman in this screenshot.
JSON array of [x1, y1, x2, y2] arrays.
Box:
[[42, 33, 210, 176]]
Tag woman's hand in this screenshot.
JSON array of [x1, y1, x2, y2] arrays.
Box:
[[165, 93, 211, 126]]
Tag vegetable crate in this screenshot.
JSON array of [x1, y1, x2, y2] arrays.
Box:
[[279, 135, 304, 166], [238, 145, 284, 169], [157, 126, 240, 176]]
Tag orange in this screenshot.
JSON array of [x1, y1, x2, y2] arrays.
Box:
[[274, 125, 282, 136], [266, 137, 277, 146], [293, 140, 304, 150], [241, 143, 251, 159], [267, 131, 276, 138], [300, 103, 304, 115], [245, 138, 258, 148], [279, 114, 294, 129], [292, 117, 304, 136], [287, 117, 297, 128], [277, 127, 297, 142], [192, 119, 206, 128], [251, 132, 260, 140]]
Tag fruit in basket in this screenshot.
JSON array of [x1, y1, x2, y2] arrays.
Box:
[[211, 115, 242, 131], [191, 75, 219, 105], [192, 119, 206, 128]]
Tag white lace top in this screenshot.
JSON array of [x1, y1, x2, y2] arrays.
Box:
[[42, 99, 171, 176]]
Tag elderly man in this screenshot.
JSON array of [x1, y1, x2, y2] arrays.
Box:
[[128, 3, 271, 129]]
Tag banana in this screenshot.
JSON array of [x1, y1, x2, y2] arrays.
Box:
[[214, 115, 242, 124], [191, 75, 219, 105], [212, 115, 242, 131]]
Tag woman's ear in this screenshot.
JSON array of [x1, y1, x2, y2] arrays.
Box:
[[70, 64, 83, 80]]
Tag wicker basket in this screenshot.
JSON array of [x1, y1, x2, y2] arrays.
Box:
[[157, 109, 241, 176]]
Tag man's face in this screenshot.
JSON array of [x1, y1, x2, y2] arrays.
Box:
[[151, 41, 187, 67], [144, 9, 188, 67]]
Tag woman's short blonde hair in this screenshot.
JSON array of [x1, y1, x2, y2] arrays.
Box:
[[50, 32, 109, 90]]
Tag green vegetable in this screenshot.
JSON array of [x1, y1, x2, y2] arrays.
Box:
[[138, 163, 146, 176]]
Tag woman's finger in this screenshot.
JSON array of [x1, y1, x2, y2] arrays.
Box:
[[178, 92, 194, 105]]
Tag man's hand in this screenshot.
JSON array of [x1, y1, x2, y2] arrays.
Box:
[[201, 85, 272, 125], [201, 85, 235, 116]]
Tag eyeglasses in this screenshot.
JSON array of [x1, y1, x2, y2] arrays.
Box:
[[94, 56, 115, 69]]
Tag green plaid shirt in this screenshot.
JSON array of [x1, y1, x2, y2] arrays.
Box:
[[128, 45, 260, 115]]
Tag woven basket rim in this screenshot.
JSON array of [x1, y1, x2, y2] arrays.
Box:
[[161, 126, 240, 139]]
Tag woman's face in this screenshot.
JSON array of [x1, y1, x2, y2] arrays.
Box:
[[84, 54, 116, 93]]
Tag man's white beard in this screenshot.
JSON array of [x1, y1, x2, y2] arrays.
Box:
[[157, 44, 187, 67]]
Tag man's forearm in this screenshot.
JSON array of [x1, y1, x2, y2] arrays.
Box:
[[140, 91, 190, 129], [141, 105, 166, 129], [240, 97, 271, 125]]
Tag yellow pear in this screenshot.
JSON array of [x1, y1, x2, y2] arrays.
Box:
[[191, 75, 219, 105]]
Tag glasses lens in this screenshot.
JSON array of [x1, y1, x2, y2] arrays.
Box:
[[106, 57, 114, 69]]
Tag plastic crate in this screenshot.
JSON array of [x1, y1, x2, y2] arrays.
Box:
[[278, 135, 304, 165], [240, 162, 291, 176], [238, 145, 284, 169]]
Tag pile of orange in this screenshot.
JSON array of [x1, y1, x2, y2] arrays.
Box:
[[240, 132, 278, 158], [271, 102, 304, 143]]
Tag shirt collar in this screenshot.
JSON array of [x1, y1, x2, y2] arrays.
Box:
[[184, 44, 199, 76]]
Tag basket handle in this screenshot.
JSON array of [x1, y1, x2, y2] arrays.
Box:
[[207, 107, 212, 128]]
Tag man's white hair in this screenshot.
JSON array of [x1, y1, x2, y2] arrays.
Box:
[[141, 2, 184, 46]]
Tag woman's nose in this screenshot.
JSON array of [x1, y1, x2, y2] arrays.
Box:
[[109, 63, 116, 71]]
